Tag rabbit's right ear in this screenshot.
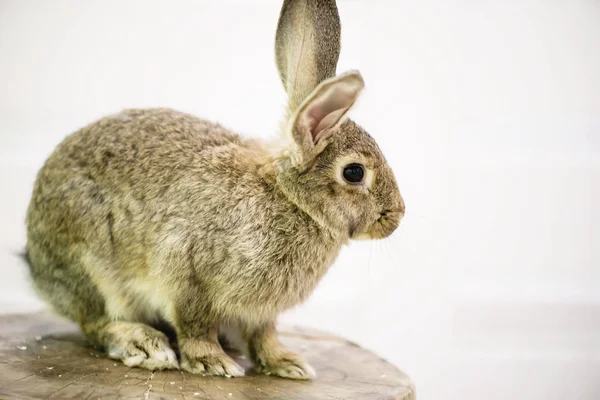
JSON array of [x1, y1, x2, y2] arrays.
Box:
[[284, 70, 364, 168]]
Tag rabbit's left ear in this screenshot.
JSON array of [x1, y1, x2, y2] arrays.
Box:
[[275, 0, 341, 116], [275, 0, 363, 167], [285, 70, 364, 167]]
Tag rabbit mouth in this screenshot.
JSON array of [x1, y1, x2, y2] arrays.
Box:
[[353, 209, 403, 240]]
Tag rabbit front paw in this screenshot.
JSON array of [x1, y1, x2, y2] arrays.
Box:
[[102, 321, 179, 371], [179, 339, 245, 377], [256, 352, 316, 380]]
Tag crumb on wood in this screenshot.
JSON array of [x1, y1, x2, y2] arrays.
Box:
[[143, 384, 153, 400]]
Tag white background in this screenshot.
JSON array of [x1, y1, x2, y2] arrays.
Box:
[[1, 1, 598, 399]]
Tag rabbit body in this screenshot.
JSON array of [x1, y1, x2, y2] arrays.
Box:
[[25, 0, 404, 380], [27, 108, 341, 325]]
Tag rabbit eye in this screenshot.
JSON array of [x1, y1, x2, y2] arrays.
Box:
[[343, 164, 365, 184]]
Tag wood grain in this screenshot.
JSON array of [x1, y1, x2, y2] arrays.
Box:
[[0, 312, 415, 399]]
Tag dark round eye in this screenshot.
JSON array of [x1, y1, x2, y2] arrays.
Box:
[[343, 164, 365, 184]]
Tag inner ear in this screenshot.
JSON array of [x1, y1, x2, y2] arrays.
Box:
[[307, 107, 348, 141], [301, 73, 364, 143]]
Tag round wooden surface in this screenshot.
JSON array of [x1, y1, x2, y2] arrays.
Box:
[[0, 312, 415, 399]]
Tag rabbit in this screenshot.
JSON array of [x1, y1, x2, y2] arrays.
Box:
[[24, 0, 405, 380]]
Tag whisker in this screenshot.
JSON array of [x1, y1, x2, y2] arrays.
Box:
[[368, 239, 374, 279], [387, 236, 399, 255], [382, 238, 400, 270]]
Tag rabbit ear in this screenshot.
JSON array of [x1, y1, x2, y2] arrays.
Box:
[[275, 0, 341, 115], [285, 71, 364, 167]]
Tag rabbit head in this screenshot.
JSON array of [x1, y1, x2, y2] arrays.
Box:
[[273, 0, 404, 240]]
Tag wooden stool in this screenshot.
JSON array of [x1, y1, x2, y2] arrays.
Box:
[[0, 312, 415, 399]]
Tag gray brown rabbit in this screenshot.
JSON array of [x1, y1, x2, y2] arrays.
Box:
[[25, 0, 404, 379]]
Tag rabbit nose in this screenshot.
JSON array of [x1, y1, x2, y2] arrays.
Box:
[[397, 195, 405, 217], [376, 209, 402, 238], [380, 197, 405, 221]]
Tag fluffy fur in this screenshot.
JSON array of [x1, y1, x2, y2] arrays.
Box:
[[25, 0, 404, 380]]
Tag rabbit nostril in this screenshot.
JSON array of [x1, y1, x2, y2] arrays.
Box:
[[379, 211, 389, 222]]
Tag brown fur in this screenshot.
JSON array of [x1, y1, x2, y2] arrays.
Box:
[[25, 0, 404, 380]]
